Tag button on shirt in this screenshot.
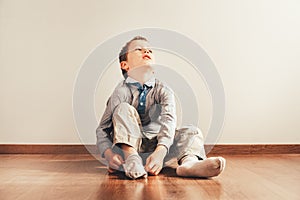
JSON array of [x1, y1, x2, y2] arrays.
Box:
[[96, 77, 177, 157]]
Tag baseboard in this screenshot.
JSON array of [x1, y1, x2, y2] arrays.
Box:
[[0, 144, 299, 154], [206, 144, 300, 155], [0, 144, 96, 154]]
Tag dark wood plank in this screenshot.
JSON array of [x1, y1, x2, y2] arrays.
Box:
[[0, 144, 97, 154], [207, 144, 300, 154]]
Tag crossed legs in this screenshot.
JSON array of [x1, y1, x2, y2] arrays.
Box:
[[112, 103, 226, 179]]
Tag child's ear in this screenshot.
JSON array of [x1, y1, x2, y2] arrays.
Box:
[[120, 61, 129, 72]]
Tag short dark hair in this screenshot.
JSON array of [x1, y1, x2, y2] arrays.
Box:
[[119, 36, 148, 78]]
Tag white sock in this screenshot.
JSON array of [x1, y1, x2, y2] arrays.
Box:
[[177, 156, 226, 178], [123, 153, 147, 179]]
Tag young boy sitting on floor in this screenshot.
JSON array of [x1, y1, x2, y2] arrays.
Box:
[[96, 36, 226, 179]]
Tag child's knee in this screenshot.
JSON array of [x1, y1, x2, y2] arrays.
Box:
[[113, 103, 137, 117], [114, 102, 131, 112]]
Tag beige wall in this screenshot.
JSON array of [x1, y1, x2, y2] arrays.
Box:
[[1, 0, 299, 144]]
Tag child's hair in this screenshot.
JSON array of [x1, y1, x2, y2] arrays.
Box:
[[119, 36, 148, 78]]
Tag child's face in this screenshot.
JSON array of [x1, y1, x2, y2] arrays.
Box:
[[120, 40, 155, 73]]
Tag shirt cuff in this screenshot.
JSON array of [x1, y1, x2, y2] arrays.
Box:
[[98, 141, 113, 158]]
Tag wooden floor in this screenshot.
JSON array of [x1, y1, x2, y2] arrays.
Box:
[[0, 154, 299, 200]]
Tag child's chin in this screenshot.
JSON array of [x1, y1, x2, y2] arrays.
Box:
[[136, 64, 154, 69], [143, 59, 154, 64]]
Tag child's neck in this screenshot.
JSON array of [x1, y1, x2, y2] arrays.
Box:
[[128, 66, 154, 85]]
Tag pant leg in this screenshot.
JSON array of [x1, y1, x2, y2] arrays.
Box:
[[112, 102, 143, 151], [165, 125, 207, 164]]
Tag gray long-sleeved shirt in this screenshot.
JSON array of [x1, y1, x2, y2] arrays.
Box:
[[96, 77, 177, 157]]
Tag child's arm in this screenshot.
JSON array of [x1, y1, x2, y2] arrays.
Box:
[[144, 144, 167, 175], [156, 84, 177, 153]]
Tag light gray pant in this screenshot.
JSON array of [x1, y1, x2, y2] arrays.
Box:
[[112, 103, 207, 164]]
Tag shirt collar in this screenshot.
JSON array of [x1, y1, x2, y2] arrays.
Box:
[[125, 77, 155, 88]]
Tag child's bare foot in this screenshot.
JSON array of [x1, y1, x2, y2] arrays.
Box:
[[176, 156, 226, 178]]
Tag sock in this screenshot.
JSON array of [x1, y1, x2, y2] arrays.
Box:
[[180, 155, 198, 164], [123, 153, 147, 179], [177, 156, 226, 178]]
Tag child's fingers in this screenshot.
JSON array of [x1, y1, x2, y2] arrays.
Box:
[[109, 162, 119, 170], [113, 155, 124, 166], [145, 156, 153, 171], [146, 162, 155, 172], [116, 154, 125, 163], [148, 164, 160, 175], [108, 167, 116, 174], [153, 166, 162, 175], [145, 156, 151, 165]]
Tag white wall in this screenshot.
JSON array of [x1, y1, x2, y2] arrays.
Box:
[[1, 0, 299, 144]]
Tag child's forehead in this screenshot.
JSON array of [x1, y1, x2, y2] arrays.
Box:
[[128, 40, 151, 50]]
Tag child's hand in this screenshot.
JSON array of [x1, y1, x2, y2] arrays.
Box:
[[104, 149, 124, 170], [144, 145, 167, 175]]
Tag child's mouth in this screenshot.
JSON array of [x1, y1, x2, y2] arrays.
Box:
[[142, 55, 151, 60]]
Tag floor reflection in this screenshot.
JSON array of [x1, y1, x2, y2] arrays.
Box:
[[96, 173, 149, 200], [95, 168, 223, 200]]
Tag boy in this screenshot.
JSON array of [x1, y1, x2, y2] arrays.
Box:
[[96, 36, 225, 179]]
